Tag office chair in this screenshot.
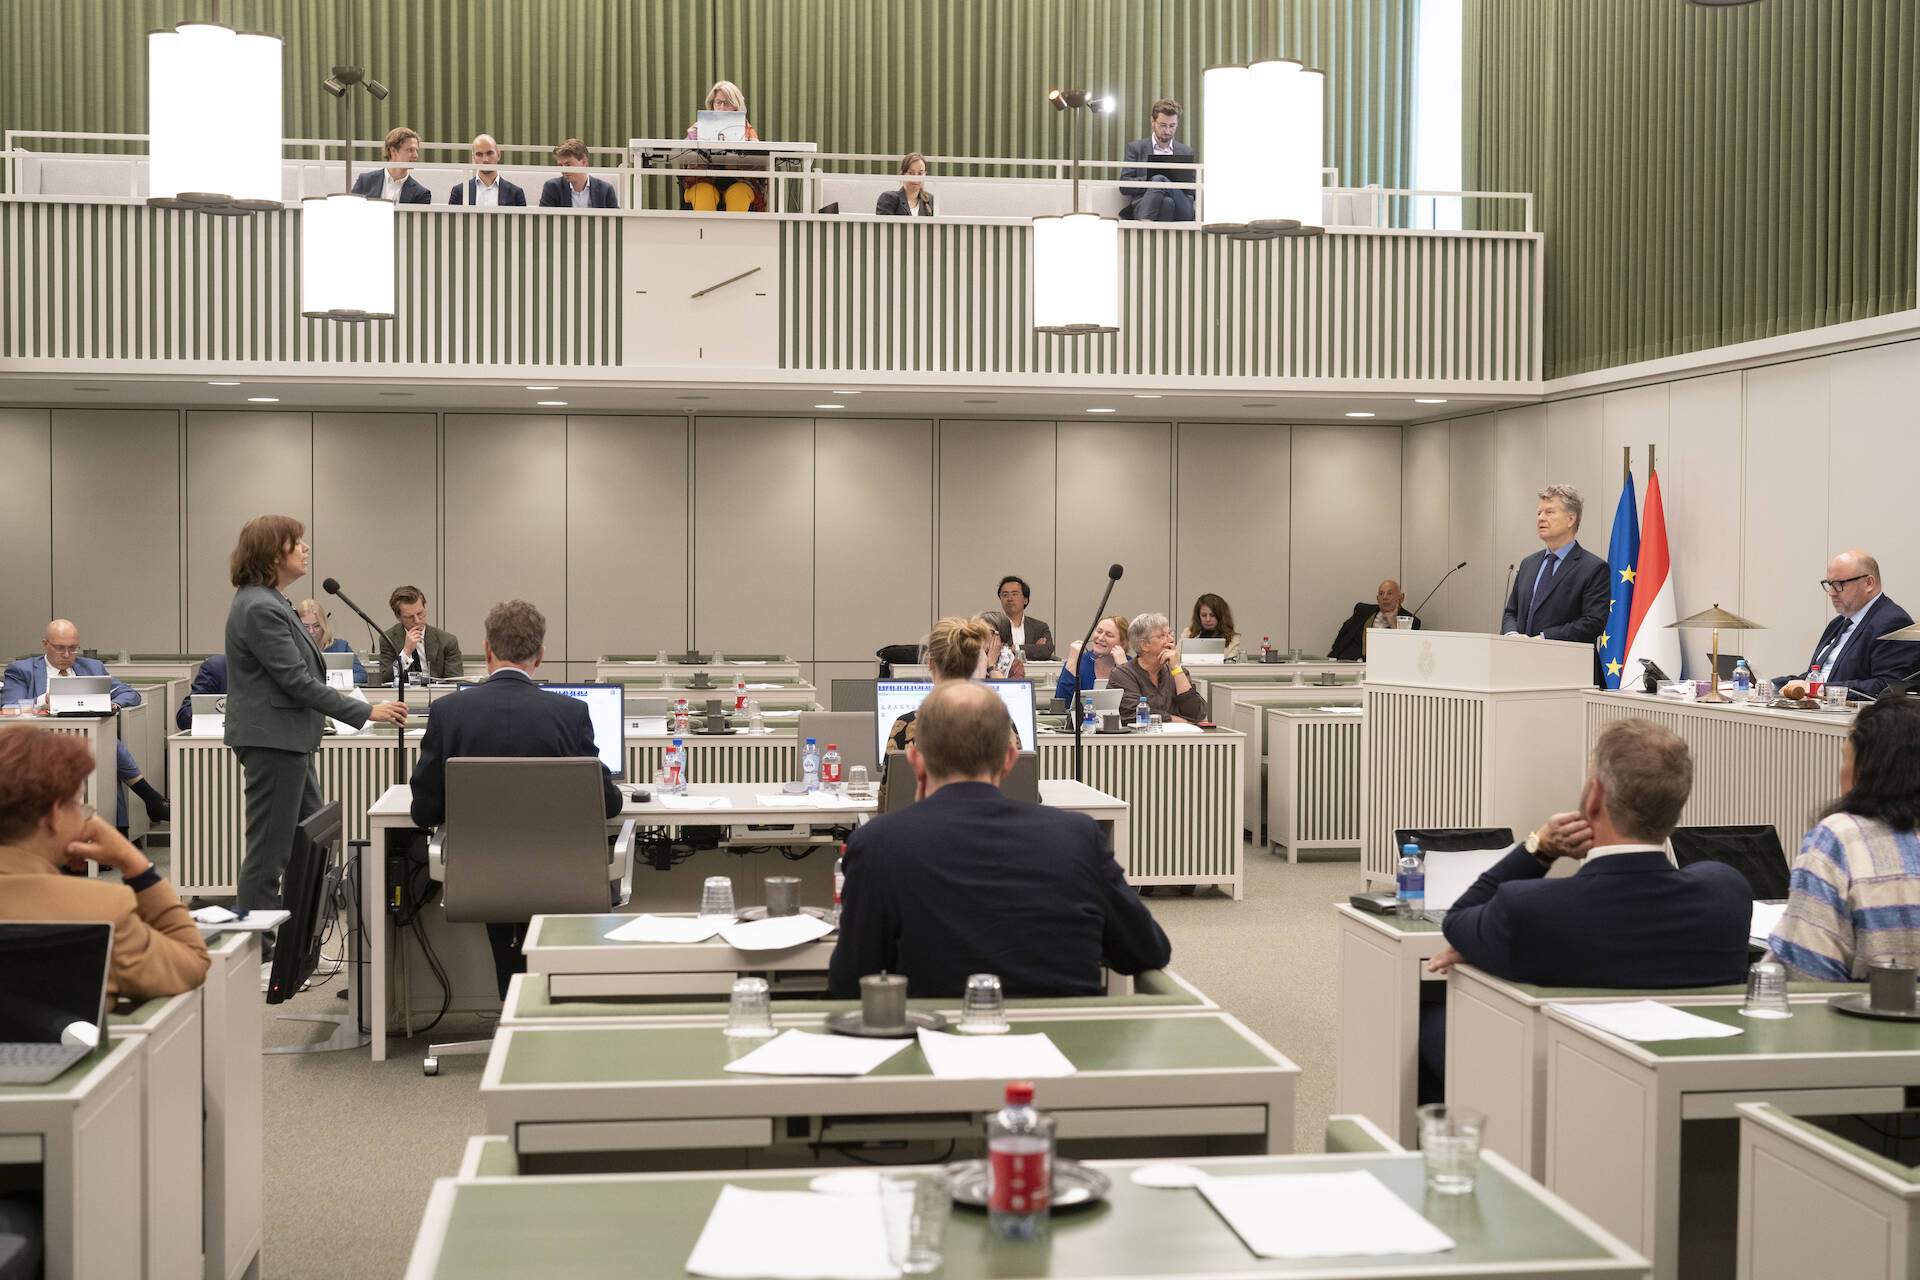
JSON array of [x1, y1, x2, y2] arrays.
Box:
[[1669, 825, 1789, 901], [797, 712, 879, 778], [875, 644, 920, 677], [882, 749, 1039, 812], [421, 757, 636, 1075], [830, 678, 878, 713]]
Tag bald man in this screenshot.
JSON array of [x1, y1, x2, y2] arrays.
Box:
[[447, 133, 527, 207], [1777, 551, 1919, 701], [4, 620, 171, 832], [1330, 579, 1422, 661]]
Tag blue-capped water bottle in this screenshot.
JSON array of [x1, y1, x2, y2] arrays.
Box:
[[1733, 659, 1752, 702], [1396, 844, 1425, 920], [1135, 697, 1151, 730], [801, 738, 821, 792]]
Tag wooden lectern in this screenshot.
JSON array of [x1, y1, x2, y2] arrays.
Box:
[[1359, 629, 1594, 885]]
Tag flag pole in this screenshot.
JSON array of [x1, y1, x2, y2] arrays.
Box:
[[1649, 442, 1656, 474], [1622, 445, 1630, 486]]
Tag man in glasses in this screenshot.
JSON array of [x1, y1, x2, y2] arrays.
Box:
[[1777, 551, 1919, 701]]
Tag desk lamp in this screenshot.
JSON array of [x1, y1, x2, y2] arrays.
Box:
[[1668, 604, 1762, 704]]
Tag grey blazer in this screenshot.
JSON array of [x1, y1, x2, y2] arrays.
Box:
[[223, 585, 372, 752]]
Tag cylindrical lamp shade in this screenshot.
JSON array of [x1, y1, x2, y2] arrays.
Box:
[[1203, 61, 1305, 237], [1275, 67, 1327, 232], [148, 23, 282, 213], [1032, 212, 1118, 334], [300, 194, 395, 320]]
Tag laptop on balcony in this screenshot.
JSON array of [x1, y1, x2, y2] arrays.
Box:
[[694, 111, 749, 142]]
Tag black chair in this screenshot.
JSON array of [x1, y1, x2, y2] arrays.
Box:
[[1394, 827, 1516, 857], [1669, 825, 1789, 901], [875, 644, 920, 678]]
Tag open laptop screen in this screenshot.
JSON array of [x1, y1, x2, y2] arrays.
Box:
[[0, 922, 111, 1045], [543, 684, 625, 779], [875, 678, 1037, 760]]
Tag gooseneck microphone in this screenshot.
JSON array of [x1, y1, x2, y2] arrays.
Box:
[[1408, 561, 1468, 620], [324, 577, 408, 782], [1072, 565, 1125, 783]]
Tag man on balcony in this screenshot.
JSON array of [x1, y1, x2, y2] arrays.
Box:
[[350, 126, 432, 204], [1120, 99, 1195, 223], [539, 138, 620, 209], [448, 134, 526, 208]]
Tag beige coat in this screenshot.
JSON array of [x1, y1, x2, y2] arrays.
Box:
[[0, 849, 211, 999]]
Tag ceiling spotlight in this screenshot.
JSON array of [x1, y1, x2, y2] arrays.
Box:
[[1344, 411, 1376, 418], [1414, 398, 1449, 404], [247, 396, 279, 403], [364, 78, 389, 101], [1047, 89, 1067, 112], [1094, 95, 1117, 114], [321, 76, 346, 98]]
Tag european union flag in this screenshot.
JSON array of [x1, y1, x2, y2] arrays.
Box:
[[1601, 476, 1639, 688]]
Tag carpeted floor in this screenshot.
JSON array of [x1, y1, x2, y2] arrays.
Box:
[[253, 841, 1359, 1278]]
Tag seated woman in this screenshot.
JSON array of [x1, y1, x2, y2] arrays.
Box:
[[1185, 592, 1241, 659], [976, 613, 1026, 680], [681, 80, 766, 213], [1055, 614, 1130, 706], [887, 617, 995, 752], [876, 153, 933, 216], [1770, 698, 1920, 979], [0, 727, 209, 999], [1109, 612, 1209, 724], [296, 599, 366, 684]]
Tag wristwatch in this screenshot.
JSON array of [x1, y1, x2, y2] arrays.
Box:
[[1524, 829, 1555, 867]]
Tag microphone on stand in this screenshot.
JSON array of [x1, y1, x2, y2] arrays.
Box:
[[1072, 564, 1124, 784], [1501, 563, 1518, 629], [1408, 561, 1468, 620], [324, 577, 408, 783]]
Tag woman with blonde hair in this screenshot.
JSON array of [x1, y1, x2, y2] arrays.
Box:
[[886, 616, 995, 752], [1056, 613, 1130, 706], [294, 598, 366, 684], [682, 79, 766, 212]]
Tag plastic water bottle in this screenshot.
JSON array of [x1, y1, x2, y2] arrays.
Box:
[[1261, 635, 1273, 659], [1135, 697, 1151, 730], [986, 1081, 1054, 1242], [801, 738, 821, 792], [673, 697, 690, 733], [821, 743, 842, 790], [1081, 694, 1098, 730], [1807, 665, 1825, 698], [832, 844, 846, 924], [734, 673, 747, 710], [665, 738, 687, 794], [1396, 844, 1425, 920], [1733, 659, 1752, 703]]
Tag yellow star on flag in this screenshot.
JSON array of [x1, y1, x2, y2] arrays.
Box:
[[1598, 632, 1610, 647], [1620, 567, 1636, 584], [1606, 660, 1623, 677]]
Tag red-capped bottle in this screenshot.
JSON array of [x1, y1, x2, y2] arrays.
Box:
[[986, 1080, 1053, 1240]]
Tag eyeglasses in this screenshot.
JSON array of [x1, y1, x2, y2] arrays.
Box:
[[1820, 575, 1871, 594], [45, 644, 80, 655]]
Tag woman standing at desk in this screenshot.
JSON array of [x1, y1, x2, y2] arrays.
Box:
[[682, 80, 766, 212], [224, 517, 406, 959], [876, 153, 934, 216], [296, 598, 366, 684]]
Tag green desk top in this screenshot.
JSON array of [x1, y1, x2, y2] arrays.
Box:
[[109, 995, 171, 1028], [422, 1155, 1617, 1280], [499, 1015, 1272, 1086], [1755, 1106, 1920, 1187], [1497, 976, 1852, 1002], [1341, 906, 1444, 936], [0, 1038, 133, 1099], [1563, 1001, 1920, 1058]]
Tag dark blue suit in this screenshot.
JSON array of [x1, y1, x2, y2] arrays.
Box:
[[827, 781, 1170, 998], [538, 175, 620, 209], [1500, 540, 1612, 644], [448, 176, 527, 206], [349, 170, 432, 204], [1787, 593, 1918, 699], [407, 669, 621, 995], [4, 656, 144, 827], [176, 655, 229, 731], [1119, 138, 1196, 222]]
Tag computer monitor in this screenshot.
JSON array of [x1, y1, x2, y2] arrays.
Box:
[[266, 801, 343, 1005], [874, 678, 1037, 761], [544, 683, 625, 780]]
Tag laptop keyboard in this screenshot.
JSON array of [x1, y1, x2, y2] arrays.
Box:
[[0, 1042, 89, 1083]]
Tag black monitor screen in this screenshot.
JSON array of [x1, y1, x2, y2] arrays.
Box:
[[0, 921, 111, 1044], [266, 802, 343, 1005]]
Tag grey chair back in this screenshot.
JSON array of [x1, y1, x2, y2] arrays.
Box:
[[882, 748, 1038, 810], [830, 678, 878, 713], [441, 757, 612, 923], [798, 712, 879, 777]]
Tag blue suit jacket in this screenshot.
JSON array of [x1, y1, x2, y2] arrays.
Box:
[[827, 781, 1171, 998], [1793, 593, 1919, 699], [349, 170, 432, 204], [1441, 846, 1751, 988], [176, 655, 228, 731], [3, 655, 139, 710], [1120, 137, 1196, 199], [408, 671, 621, 829], [447, 176, 527, 207], [1500, 540, 1612, 645], [538, 176, 619, 209]]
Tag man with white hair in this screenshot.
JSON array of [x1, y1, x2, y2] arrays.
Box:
[[1108, 612, 1208, 723], [447, 133, 527, 207]]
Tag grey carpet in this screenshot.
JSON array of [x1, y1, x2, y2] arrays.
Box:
[[254, 841, 1357, 1278]]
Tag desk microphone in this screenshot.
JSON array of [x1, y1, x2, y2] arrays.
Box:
[[1408, 561, 1467, 620], [1502, 562, 1517, 614], [1071, 565, 1124, 784], [324, 577, 408, 783]]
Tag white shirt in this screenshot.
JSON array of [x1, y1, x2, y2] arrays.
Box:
[[1583, 843, 1667, 865], [380, 169, 408, 201], [1010, 619, 1027, 647], [1370, 611, 1402, 630], [570, 182, 590, 208], [473, 176, 499, 207], [1817, 593, 1878, 677], [1152, 141, 1173, 155]]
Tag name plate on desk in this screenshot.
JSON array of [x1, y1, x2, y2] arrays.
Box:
[[1364, 629, 1592, 693]]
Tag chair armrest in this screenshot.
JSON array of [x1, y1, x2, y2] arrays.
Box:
[[610, 819, 637, 907], [427, 828, 447, 882]]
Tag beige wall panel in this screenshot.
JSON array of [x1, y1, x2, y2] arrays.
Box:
[[1447, 417, 1500, 633], [1599, 383, 1672, 527], [692, 418, 813, 660], [1175, 423, 1290, 651], [1057, 421, 1171, 644], [1544, 397, 1608, 539], [184, 412, 313, 653], [937, 421, 1054, 624], [51, 410, 181, 653], [1492, 405, 1549, 602], [1664, 373, 1744, 675], [0, 410, 53, 659], [1291, 424, 1402, 653], [567, 415, 688, 662], [814, 419, 932, 661], [1742, 362, 1831, 680], [312, 413, 439, 654], [444, 414, 567, 664], [1401, 423, 1452, 629], [1827, 343, 1920, 597]]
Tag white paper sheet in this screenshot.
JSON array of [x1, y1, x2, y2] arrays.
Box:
[[190, 907, 290, 932], [603, 914, 723, 944], [1750, 901, 1788, 946], [1197, 1170, 1455, 1259], [1550, 1000, 1745, 1042], [1422, 847, 1510, 913], [718, 914, 835, 952], [1158, 721, 1203, 734], [722, 1030, 914, 1077], [914, 1027, 1076, 1078], [685, 1185, 899, 1280], [657, 794, 728, 810]]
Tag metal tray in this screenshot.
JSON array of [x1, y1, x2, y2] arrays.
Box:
[[735, 906, 835, 924], [823, 1008, 948, 1038], [944, 1157, 1110, 1208], [1830, 992, 1920, 1022]]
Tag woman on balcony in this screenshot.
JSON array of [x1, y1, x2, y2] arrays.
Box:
[[682, 80, 766, 213], [876, 153, 934, 216]]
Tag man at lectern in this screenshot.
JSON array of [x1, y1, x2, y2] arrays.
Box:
[[1500, 484, 1610, 647]]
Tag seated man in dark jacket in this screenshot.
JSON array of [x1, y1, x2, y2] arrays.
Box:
[[1329, 580, 1421, 661], [1419, 718, 1751, 1087], [176, 654, 228, 731], [829, 681, 1170, 998]]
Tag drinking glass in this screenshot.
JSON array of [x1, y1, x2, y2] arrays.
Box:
[[1824, 685, 1850, 710], [1416, 1103, 1485, 1195], [700, 875, 736, 918], [724, 976, 775, 1038], [1741, 952, 1791, 1018], [848, 764, 871, 798], [958, 973, 1009, 1035], [881, 1172, 950, 1275], [763, 875, 801, 917]]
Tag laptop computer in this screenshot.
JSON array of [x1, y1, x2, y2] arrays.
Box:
[[190, 693, 228, 738], [0, 921, 113, 1084], [48, 674, 113, 715], [322, 650, 357, 690], [1183, 638, 1228, 664], [694, 110, 748, 142]]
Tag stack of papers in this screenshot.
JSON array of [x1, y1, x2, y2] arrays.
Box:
[[658, 794, 728, 810], [603, 915, 723, 944], [718, 914, 835, 951], [685, 1185, 898, 1280], [1550, 1000, 1745, 1042], [190, 907, 291, 933], [722, 1030, 913, 1077], [1198, 1170, 1455, 1258], [755, 791, 864, 809], [915, 1027, 1075, 1078]]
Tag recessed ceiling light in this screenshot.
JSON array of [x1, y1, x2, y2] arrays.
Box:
[[1086, 408, 1117, 414], [526, 385, 559, 391], [1344, 411, 1376, 418], [207, 380, 241, 386], [1133, 394, 1162, 399], [536, 400, 568, 407], [377, 391, 413, 397], [964, 398, 997, 405], [247, 396, 279, 403], [814, 404, 845, 410], [1414, 398, 1449, 404], [675, 394, 709, 401], [1242, 402, 1276, 409], [831, 390, 861, 395]]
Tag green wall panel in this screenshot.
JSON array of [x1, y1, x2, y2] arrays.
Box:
[[1464, 0, 1918, 379]]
